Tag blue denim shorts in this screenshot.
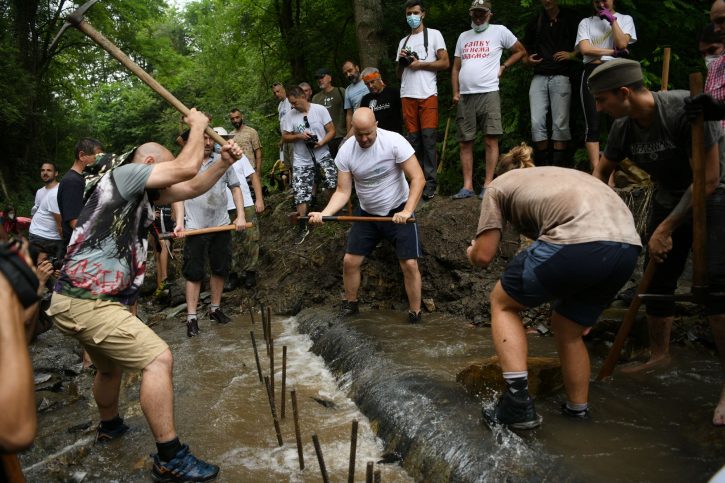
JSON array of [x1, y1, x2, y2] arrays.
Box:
[[501, 240, 640, 326]]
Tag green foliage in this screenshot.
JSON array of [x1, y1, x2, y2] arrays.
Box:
[[0, 0, 717, 211]]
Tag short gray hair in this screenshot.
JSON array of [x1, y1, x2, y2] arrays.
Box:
[[360, 67, 381, 78]]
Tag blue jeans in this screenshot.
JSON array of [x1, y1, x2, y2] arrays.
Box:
[[529, 74, 572, 143]]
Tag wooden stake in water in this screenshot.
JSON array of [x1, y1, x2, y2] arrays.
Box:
[[263, 376, 283, 446], [312, 433, 330, 483], [281, 346, 287, 419], [250, 331, 263, 382], [366, 461, 374, 483], [348, 419, 358, 483], [291, 389, 304, 470], [248, 306, 255, 325], [373, 469, 381, 483], [269, 336, 275, 407]]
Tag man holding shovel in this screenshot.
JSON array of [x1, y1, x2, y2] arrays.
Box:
[[48, 110, 242, 481], [173, 127, 246, 337], [308, 108, 426, 322], [592, 59, 725, 426]]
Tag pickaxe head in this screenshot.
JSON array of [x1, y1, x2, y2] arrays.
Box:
[[49, 0, 100, 52]]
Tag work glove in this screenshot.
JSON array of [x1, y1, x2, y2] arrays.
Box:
[[612, 48, 629, 58], [684, 93, 725, 121], [598, 8, 617, 23]]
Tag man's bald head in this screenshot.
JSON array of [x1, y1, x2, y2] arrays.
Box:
[[352, 108, 378, 149], [133, 142, 173, 165]]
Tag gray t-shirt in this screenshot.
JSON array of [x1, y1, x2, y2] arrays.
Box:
[[312, 87, 346, 139], [183, 154, 240, 229], [477, 167, 642, 247], [605, 90, 725, 208]]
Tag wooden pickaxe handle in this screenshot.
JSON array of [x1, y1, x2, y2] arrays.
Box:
[[158, 223, 253, 240], [596, 259, 656, 381], [661, 47, 671, 91], [291, 213, 416, 224], [73, 21, 227, 146]]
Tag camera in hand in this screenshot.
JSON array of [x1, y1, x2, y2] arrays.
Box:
[[48, 257, 63, 270], [399, 47, 419, 67], [304, 134, 319, 149]]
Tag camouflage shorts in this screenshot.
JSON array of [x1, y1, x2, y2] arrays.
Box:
[[292, 154, 338, 205]]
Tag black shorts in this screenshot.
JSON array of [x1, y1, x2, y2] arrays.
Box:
[[28, 234, 63, 262], [644, 188, 725, 317], [345, 204, 421, 260], [153, 206, 174, 234], [501, 240, 640, 327], [182, 231, 232, 281]]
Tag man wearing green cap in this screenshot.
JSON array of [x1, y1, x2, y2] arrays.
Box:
[[591, 58, 725, 427]]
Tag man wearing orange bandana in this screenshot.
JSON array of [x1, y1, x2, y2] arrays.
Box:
[[360, 67, 403, 134]]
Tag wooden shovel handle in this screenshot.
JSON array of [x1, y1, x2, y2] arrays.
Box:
[[158, 223, 253, 240], [596, 259, 656, 381]]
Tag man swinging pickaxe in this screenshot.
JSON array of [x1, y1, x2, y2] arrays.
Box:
[[50, 0, 228, 148]]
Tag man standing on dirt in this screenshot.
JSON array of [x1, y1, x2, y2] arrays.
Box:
[[48, 110, 241, 481], [360, 67, 404, 134], [450, 0, 526, 200], [342, 60, 370, 138], [29, 162, 62, 262], [272, 82, 294, 171], [173, 127, 246, 337], [592, 58, 725, 427], [468, 163, 641, 429], [308, 108, 426, 322], [312, 68, 347, 157], [282, 85, 337, 245], [57, 138, 104, 252], [396, 0, 449, 200]]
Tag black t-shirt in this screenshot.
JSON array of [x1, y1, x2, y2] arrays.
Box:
[[57, 169, 85, 247], [360, 86, 403, 134], [522, 8, 578, 77]]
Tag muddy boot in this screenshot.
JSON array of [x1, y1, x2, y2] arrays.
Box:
[[408, 310, 422, 324], [186, 317, 199, 338], [340, 300, 359, 317], [485, 389, 542, 430]]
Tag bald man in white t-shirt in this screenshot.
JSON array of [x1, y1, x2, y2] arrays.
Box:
[[309, 108, 426, 323]]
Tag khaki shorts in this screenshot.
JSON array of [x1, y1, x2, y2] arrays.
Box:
[[456, 91, 502, 141], [47, 293, 168, 372]]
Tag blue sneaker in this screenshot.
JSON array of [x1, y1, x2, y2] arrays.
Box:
[[152, 444, 219, 482], [452, 188, 475, 199]]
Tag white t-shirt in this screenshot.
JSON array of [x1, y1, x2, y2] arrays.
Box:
[[396, 28, 447, 99], [32, 185, 53, 216], [278, 98, 292, 127], [282, 103, 333, 167], [575, 14, 637, 64], [335, 129, 415, 215], [226, 155, 255, 210], [29, 185, 61, 240], [454, 25, 518, 94]]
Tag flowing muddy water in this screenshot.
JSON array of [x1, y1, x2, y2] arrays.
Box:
[[320, 311, 725, 482], [21, 312, 413, 482]]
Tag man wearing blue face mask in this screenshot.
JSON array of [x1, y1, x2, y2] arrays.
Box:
[[451, 0, 526, 200], [396, 0, 449, 200]]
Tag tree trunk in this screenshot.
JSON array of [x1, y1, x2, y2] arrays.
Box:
[[352, 0, 385, 69], [275, 0, 306, 81]]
